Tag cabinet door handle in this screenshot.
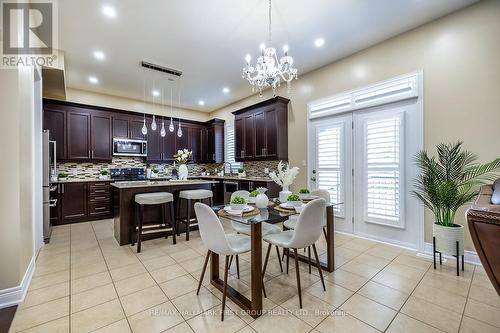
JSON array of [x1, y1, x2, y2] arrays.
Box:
[[95, 207, 107, 211], [261, 148, 265, 156], [241, 150, 245, 158], [62, 184, 65, 194], [213, 153, 215, 160], [94, 190, 106, 193], [93, 196, 106, 200], [88, 150, 91, 158], [92, 150, 94, 158]]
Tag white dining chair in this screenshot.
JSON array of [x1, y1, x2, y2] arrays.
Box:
[[194, 202, 251, 321], [282, 189, 330, 272], [262, 198, 327, 308], [229, 190, 283, 273]]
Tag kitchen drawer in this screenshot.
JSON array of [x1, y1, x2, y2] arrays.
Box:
[[89, 187, 111, 196], [88, 194, 112, 203], [88, 202, 112, 217]]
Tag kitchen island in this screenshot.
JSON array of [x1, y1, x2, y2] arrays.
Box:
[[112, 180, 218, 245]]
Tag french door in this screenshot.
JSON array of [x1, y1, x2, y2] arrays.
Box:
[[308, 79, 423, 250]]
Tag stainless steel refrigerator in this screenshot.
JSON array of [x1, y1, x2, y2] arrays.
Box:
[[43, 130, 57, 243]]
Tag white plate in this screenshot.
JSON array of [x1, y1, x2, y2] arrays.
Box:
[[280, 202, 303, 209], [301, 195, 319, 200], [224, 205, 254, 215], [247, 197, 256, 203]]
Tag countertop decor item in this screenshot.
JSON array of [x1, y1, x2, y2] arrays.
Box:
[[174, 149, 192, 180], [286, 193, 302, 207], [58, 172, 68, 181], [230, 196, 247, 210], [298, 188, 310, 200], [269, 160, 299, 202], [99, 169, 109, 180], [242, 0, 298, 96], [255, 187, 269, 209], [150, 166, 159, 178], [413, 142, 500, 274]]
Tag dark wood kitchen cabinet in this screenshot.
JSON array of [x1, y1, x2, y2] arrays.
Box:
[[60, 182, 88, 222], [202, 119, 225, 163], [43, 108, 66, 160], [67, 111, 91, 160], [233, 96, 289, 162], [190, 126, 202, 162], [112, 115, 146, 141], [91, 114, 112, 160], [146, 117, 178, 162]]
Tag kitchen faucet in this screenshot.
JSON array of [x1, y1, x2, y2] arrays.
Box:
[[222, 162, 232, 176]]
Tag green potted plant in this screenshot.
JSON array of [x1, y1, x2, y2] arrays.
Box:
[[238, 167, 246, 178], [248, 190, 258, 203], [230, 196, 247, 210], [413, 142, 500, 257], [99, 169, 109, 180], [151, 166, 159, 178], [298, 188, 310, 200], [58, 172, 68, 181], [287, 193, 302, 207]]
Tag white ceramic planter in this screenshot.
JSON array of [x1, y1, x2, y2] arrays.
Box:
[[255, 188, 269, 209], [178, 164, 188, 180], [433, 223, 464, 256], [279, 188, 292, 202]]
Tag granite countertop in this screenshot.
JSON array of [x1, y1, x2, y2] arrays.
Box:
[[51, 178, 113, 184], [53, 175, 272, 184], [111, 179, 218, 189], [193, 175, 273, 182]]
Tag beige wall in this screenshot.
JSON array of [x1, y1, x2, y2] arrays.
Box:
[[0, 66, 36, 290], [60, 88, 211, 122], [210, 1, 500, 251]]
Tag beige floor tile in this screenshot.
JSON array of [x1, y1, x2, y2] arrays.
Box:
[[259, 275, 303, 304], [120, 285, 168, 316], [164, 322, 195, 332], [250, 306, 313, 333], [70, 260, 108, 280], [19, 282, 69, 310], [341, 238, 377, 252], [16, 316, 69, 333], [340, 293, 396, 331], [340, 261, 382, 279], [460, 315, 500, 333], [71, 271, 112, 294], [235, 326, 257, 333], [280, 293, 335, 327], [372, 270, 419, 294], [367, 246, 402, 261], [393, 254, 432, 270], [171, 287, 221, 319], [114, 272, 156, 297], [159, 274, 199, 299], [136, 247, 169, 262], [382, 262, 426, 281], [401, 296, 461, 333], [468, 283, 500, 308], [128, 301, 184, 333], [150, 264, 189, 284], [91, 319, 131, 333], [315, 311, 379, 333], [357, 281, 409, 310], [28, 269, 69, 291], [464, 298, 500, 328], [324, 269, 369, 291], [305, 280, 353, 308], [71, 283, 118, 313], [420, 272, 471, 297], [105, 254, 141, 269], [187, 305, 246, 333], [179, 256, 209, 274], [142, 255, 177, 271], [170, 248, 201, 263], [109, 262, 147, 282], [386, 313, 442, 333], [70, 299, 125, 333], [413, 282, 467, 313], [10, 297, 69, 332]]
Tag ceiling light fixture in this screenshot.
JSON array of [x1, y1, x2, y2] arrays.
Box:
[[222, 87, 230, 94], [102, 5, 116, 18], [152, 90, 160, 97], [242, 0, 297, 97], [198, 100, 205, 106], [88, 76, 99, 84], [93, 50, 105, 60], [314, 38, 325, 47]]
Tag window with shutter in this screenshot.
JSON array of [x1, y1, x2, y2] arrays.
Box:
[[225, 125, 241, 172], [316, 124, 344, 217], [364, 115, 403, 226]]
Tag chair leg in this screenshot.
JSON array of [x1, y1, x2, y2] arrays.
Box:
[[221, 255, 230, 322], [262, 244, 272, 298], [236, 255, 240, 279], [176, 199, 181, 236], [131, 203, 137, 246], [323, 227, 327, 241], [293, 248, 302, 309], [197, 250, 211, 295], [137, 204, 144, 253], [275, 246, 283, 272], [161, 203, 167, 239], [170, 202, 176, 244], [186, 199, 191, 241], [312, 244, 326, 291], [228, 255, 233, 269], [286, 248, 290, 274], [308, 246, 312, 274]]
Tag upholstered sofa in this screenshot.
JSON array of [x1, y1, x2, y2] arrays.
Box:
[[466, 182, 500, 296]]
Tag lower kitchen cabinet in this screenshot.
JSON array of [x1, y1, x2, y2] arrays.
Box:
[[54, 181, 113, 225]]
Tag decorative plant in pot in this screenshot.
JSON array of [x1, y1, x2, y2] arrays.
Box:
[[413, 142, 500, 258], [269, 161, 299, 202], [150, 166, 159, 178], [174, 149, 192, 180], [238, 167, 246, 178], [99, 169, 109, 180]]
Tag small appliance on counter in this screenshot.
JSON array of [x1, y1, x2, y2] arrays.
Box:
[[110, 167, 146, 181]]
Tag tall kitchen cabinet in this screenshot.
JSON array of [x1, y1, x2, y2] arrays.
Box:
[[233, 96, 289, 162]]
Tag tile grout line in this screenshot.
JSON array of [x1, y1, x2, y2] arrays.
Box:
[[457, 265, 475, 332], [69, 225, 72, 333]]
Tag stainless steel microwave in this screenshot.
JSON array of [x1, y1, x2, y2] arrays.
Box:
[[113, 138, 147, 157]]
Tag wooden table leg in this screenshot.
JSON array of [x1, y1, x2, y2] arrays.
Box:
[[250, 223, 263, 316], [325, 205, 335, 272]]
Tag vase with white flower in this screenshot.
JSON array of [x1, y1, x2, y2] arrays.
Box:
[[268, 161, 300, 202], [174, 149, 192, 180]]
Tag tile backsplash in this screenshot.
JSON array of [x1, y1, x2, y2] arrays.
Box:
[[57, 158, 282, 180]]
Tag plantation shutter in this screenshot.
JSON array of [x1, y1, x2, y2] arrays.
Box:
[[364, 115, 403, 225], [316, 124, 344, 216], [225, 125, 240, 172]]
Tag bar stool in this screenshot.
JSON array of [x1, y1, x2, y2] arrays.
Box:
[[132, 192, 176, 253], [177, 189, 213, 241]]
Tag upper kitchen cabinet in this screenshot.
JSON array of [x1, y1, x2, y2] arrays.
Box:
[[203, 119, 225, 163], [112, 114, 146, 140], [67, 110, 91, 160], [91, 114, 112, 160], [43, 106, 66, 160], [232, 96, 289, 161]]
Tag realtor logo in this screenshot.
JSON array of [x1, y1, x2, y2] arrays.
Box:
[[1, 0, 58, 67]]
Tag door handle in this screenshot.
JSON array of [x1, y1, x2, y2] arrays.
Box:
[[311, 177, 316, 181]]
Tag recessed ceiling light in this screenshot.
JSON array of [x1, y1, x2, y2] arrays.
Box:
[[314, 38, 325, 48], [198, 100, 205, 106], [93, 50, 105, 60], [222, 87, 230, 94], [88, 76, 99, 84], [152, 90, 160, 97], [102, 5, 116, 18]]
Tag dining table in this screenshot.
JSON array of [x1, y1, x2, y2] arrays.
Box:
[[211, 199, 340, 318]]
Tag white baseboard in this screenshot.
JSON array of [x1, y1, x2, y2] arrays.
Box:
[[0, 256, 36, 309], [420, 242, 482, 266]]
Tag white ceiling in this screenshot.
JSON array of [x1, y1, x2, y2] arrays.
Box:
[[59, 0, 476, 112]]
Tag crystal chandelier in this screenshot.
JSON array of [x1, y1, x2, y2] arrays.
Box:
[[242, 0, 298, 96]]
